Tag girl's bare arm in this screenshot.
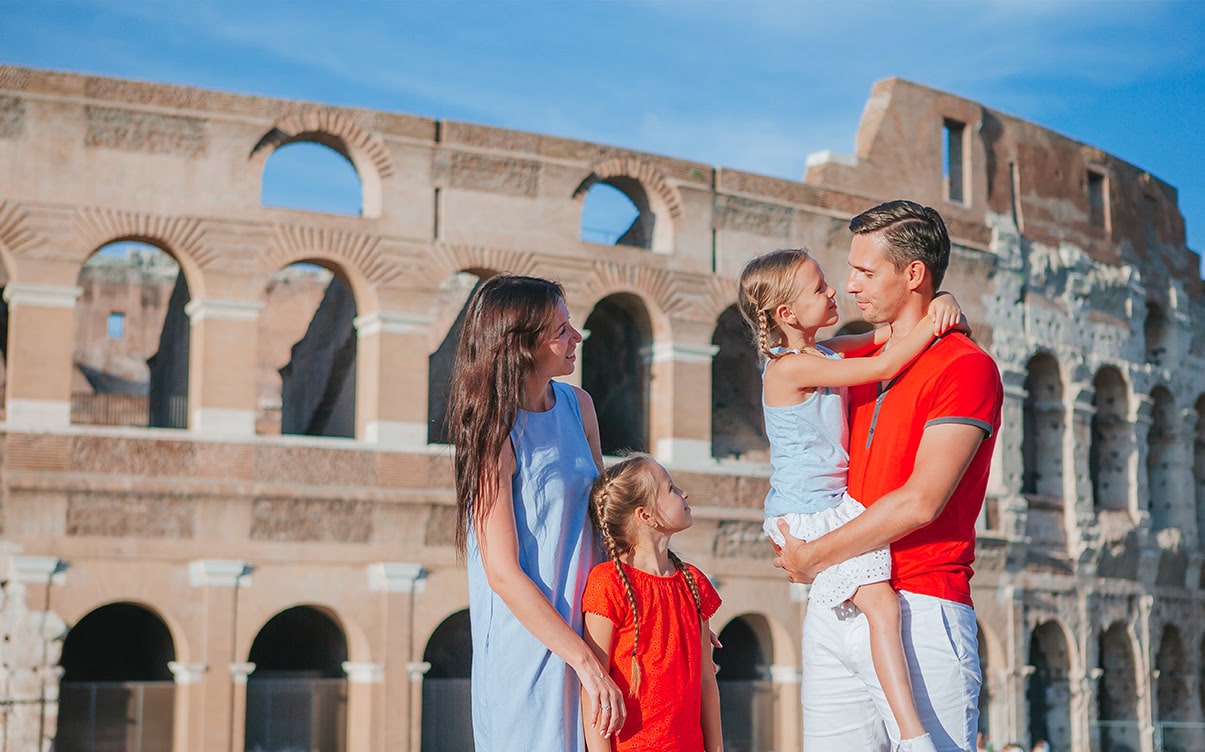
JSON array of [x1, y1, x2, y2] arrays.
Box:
[[700, 618, 724, 752], [581, 613, 619, 750]]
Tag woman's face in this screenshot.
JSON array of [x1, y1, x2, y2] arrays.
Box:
[[534, 298, 582, 378]]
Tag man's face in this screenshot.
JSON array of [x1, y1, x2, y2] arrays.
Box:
[[846, 230, 910, 325]]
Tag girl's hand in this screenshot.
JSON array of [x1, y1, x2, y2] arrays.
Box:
[[928, 292, 967, 336]]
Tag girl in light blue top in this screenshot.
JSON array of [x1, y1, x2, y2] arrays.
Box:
[[738, 248, 964, 752], [448, 275, 626, 751]]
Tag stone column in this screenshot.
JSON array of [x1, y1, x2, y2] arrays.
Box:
[[187, 559, 251, 752], [2, 283, 80, 427], [343, 661, 384, 752], [649, 339, 719, 467], [1067, 386, 1097, 555], [407, 661, 431, 752], [354, 312, 432, 448], [167, 661, 207, 752], [1136, 596, 1155, 752], [770, 664, 801, 752], [2, 553, 67, 752], [184, 299, 262, 436], [368, 562, 427, 751], [227, 662, 255, 752], [1071, 670, 1100, 752]]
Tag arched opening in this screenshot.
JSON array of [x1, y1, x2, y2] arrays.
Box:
[[1022, 353, 1064, 498], [711, 305, 767, 461], [72, 241, 189, 429], [583, 293, 651, 455], [1026, 621, 1071, 752], [1155, 625, 1189, 751], [421, 610, 474, 752], [579, 178, 653, 249], [716, 614, 774, 752], [1144, 300, 1168, 366], [246, 606, 348, 752], [1148, 386, 1177, 531], [261, 139, 362, 216], [57, 603, 175, 751], [1097, 622, 1138, 752], [257, 263, 357, 438], [427, 272, 485, 444], [1091, 367, 1130, 513]]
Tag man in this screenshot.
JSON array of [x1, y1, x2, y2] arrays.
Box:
[[773, 199, 1003, 751]]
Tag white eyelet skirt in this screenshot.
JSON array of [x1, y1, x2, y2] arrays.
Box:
[[764, 492, 892, 609]]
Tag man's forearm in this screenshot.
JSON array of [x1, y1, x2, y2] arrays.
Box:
[[805, 485, 936, 572]]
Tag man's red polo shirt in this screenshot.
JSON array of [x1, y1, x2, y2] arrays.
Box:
[[846, 331, 1002, 607]]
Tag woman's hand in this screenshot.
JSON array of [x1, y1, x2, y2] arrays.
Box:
[[581, 612, 627, 740]]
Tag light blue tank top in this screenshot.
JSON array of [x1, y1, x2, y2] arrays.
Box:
[[466, 380, 601, 752], [763, 346, 851, 517]]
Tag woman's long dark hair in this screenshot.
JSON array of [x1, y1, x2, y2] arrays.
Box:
[[446, 274, 566, 554]]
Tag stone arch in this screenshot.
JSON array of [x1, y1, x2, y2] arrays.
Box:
[[1091, 366, 1131, 513], [583, 291, 652, 455], [251, 108, 394, 218], [711, 304, 766, 461], [58, 601, 178, 750], [578, 263, 681, 342], [0, 200, 41, 274], [1022, 351, 1065, 498], [421, 609, 473, 752], [265, 223, 397, 314], [73, 239, 192, 430], [1027, 619, 1073, 752], [71, 207, 208, 298], [573, 158, 682, 253], [1148, 386, 1177, 531], [245, 605, 350, 752], [716, 613, 776, 752]]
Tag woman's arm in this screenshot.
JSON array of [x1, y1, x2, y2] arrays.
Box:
[[574, 386, 605, 472], [700, 618, 724, 752], [768, 316, 938, 391], [582, 612, 619, 750], [477, 441, 626, 737]]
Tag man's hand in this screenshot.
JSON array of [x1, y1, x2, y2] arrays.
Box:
[[770, 518, 822, 584]]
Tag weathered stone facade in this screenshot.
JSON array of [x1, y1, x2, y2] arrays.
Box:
[[0, 66, 1201, 751]]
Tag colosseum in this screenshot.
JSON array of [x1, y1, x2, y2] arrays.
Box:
[[0, 64, 1201, 752]]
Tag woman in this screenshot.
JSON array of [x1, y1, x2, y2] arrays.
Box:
[[447, 274, 626, 751]]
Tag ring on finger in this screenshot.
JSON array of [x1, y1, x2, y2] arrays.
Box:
[[601, 704, 611, 710]]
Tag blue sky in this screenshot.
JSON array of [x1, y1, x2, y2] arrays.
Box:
[[4, 0, 1204, 276]]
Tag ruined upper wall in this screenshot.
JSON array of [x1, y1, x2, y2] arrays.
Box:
[[805, 77, 1201, 294]]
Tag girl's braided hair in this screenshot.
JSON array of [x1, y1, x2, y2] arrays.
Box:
[[737, 248, 812, 362], [588, 453, 704, 694]]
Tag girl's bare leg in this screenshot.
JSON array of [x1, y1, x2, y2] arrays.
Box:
[[849, 582, 926, 741]]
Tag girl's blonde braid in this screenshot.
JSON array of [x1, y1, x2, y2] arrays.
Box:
[[593, 480, 644, 695], [667, 550, 703, 623], [756, 308, 784, 361]]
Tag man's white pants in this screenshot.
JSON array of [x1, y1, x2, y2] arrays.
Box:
[[801, 590, 980, 751]]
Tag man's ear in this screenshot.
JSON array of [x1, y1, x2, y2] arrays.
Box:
[[904, 260, 929, 293]]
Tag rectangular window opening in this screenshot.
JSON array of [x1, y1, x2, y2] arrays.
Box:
[[107, 312, 126, 340], [1087, 169, 1107, 229], [943, 119, 966, 204]]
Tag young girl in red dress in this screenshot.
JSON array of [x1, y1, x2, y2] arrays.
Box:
[[580, 454, 723, 752]]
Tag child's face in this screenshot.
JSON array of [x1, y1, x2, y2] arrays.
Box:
[[777, 257, 838, 331], [644, 462, 693, 533]]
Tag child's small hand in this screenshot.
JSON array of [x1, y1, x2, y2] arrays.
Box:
[[928, 291, 967, 336]]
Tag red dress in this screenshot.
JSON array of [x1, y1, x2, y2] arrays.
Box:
[[582, 560, 721, 751]]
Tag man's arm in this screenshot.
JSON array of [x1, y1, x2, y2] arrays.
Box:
[[773, 422, 985, 582]]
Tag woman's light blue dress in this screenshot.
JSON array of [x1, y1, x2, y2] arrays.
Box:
[[467, 380, 601, 752]]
